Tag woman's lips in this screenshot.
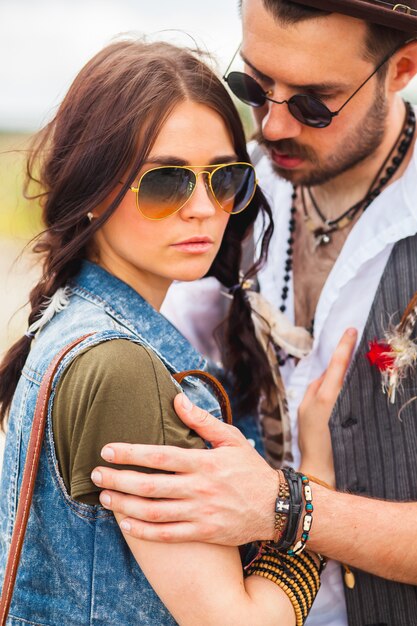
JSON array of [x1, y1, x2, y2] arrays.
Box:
[[171, 237, 214, 254], [271, 149, 304, 169]]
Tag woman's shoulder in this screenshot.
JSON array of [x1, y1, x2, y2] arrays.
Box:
[[53, 338, 181, 454], [66, 338, 177, 392]]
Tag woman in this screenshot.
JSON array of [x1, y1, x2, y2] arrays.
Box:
[[0, 39, 323, 625]]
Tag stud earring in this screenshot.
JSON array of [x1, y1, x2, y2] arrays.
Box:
[[87, 212, 94, 222]]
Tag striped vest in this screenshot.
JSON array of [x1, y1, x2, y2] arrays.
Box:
[[330, 234, 417, 626]]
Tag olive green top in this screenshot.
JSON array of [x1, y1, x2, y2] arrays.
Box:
[[52, 339, 205, 505]]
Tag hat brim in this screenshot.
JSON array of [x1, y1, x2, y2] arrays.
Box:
[[291, 0, 417, 33]]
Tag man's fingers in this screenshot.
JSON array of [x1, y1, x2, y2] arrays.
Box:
[[116, 519, 209, 543], [98, 396, 248, 473], [99, 394, 246, 473], [319, 328, 357, 400], [91, 467, 193, 498], [173, 393, 246, 448], [99, 490, 194, 523], [99, 443, 206, 473], [303, 373, 325, 403]]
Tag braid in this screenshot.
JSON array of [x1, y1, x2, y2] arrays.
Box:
[[224, 287, 274, 414], [0, 336, 33, 427], [0, 132, 112, 427], [0, 230, 88, 427], [210, 187, 275, 415]]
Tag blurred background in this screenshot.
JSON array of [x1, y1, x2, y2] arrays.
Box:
[[0, 0, 245, 465], [1, 1, 417, 465]]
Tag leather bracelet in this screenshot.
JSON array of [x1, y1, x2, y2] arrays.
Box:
[[278, 467, 303, 551], [272, 469, 291, 543]]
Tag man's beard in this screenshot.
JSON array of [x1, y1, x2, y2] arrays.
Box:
[[254, 85, 388, 187]]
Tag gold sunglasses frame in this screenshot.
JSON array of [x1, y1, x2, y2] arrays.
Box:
[[129, 162, 258, 220]]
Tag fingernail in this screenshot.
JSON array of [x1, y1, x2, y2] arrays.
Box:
[[120, 520, 131, 532], [347, 328, 357, 337], [101, 446, 115, 462], [100, 493, 111, 507], [91, 470, 102, 485], [181, 393, 192, 411]]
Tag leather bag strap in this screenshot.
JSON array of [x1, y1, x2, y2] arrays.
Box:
[[173, 370, 233, 425], [0, 333, 94, 626]]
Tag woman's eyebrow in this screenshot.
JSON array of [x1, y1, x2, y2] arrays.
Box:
[[144, 157, 188, 166], [144, 155, 238, 166]]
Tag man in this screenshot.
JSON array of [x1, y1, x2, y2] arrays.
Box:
[[92, 2, 417, 625]]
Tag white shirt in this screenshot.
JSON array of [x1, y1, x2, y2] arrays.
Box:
[[162, 133, 417, 626]]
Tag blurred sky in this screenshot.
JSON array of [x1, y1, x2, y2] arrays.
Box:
[[0, 0, 243, 131], [1, 1, 416, 132]]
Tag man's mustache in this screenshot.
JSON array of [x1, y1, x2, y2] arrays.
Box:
[[253, 130, 318, 163]]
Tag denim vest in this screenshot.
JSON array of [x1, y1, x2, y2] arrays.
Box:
[[0, 261, 263, 626]]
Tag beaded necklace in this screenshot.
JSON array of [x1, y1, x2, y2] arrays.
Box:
[[277, 103, 416, 364]]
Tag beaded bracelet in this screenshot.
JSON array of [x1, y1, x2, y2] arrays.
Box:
[[245, 550, 325, 626], [288, 474, 313, 556]]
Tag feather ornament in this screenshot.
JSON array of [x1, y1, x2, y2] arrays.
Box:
[[246, 291, 313, 359], [367, 291, 417, 404], [27, 287, 71, 336]]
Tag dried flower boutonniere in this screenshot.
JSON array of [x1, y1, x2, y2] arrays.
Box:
[[367, 292, 417, 403]]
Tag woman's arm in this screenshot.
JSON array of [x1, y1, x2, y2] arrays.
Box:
[[54, 339, 302, 624], [115, 513, 296, 626]]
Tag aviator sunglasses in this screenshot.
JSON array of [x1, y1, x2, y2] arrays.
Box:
[[223, 42, 412, 129], [129, 162, 257, 220]]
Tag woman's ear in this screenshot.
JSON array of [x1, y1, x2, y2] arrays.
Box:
[[388, 39, 417, 93]]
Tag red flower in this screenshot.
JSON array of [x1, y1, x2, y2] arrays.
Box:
[[366, 340, 396, 372]]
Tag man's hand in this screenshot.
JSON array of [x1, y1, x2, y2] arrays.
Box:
[[298, 328, 357, 486], [91, 394, 278, 545]]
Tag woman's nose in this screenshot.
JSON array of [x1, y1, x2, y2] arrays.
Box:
[[179, 173, 217, 220]]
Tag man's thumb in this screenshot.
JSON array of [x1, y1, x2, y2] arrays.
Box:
[[174, 393, 245, 448]]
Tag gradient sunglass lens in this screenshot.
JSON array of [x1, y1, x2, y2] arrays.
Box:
[[138, 167, 195, 219], [211, 164, 256, 214], [136, 163, 256, 219]]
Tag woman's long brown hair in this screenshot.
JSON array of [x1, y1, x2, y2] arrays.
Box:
[[0, 38, 274, 426]]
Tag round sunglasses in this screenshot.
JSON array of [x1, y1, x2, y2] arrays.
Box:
[[223, 42, 410, 129], [130, 162, 257, 220]]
